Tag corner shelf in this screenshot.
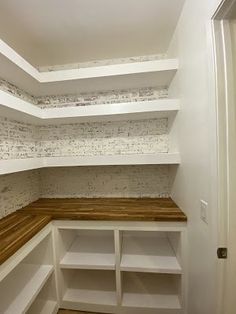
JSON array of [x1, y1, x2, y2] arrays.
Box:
[[0, 90, 179, 124], [120, 232, 182, 274], [0, 40, 178, 94], [0, 153, 181, 175]]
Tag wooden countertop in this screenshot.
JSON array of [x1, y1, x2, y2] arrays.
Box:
[[19, 198, 187, 222], [0, 212, 51, 265], [0, 198, 186, 265]]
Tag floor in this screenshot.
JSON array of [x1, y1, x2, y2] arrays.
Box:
[[58, 310, 106, 314]]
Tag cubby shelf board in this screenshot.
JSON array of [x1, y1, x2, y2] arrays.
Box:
[[0, 90, 179, 124], [0, 263, 54, 314], [60, 234, 115, 270], [0, 40, 178, 95], [120, 234, 182, 274], [122, 272, 181, 310], [61, 270, 117, 308], [0, 153, 181, 175]]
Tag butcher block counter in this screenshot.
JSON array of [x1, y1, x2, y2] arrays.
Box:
[[0, 198, 187, 265]]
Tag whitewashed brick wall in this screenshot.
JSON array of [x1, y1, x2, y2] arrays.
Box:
[[38, 118, 168, 157], [40, 165, 171, 198], [0, 170, 40, 218], [0, 117, 38, 160]]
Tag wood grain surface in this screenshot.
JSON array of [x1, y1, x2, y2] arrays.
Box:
[[19, 198, 187, 222], [0, 212, 51, 265]]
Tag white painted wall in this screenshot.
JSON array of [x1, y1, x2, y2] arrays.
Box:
[[167, 0, 222, 313]]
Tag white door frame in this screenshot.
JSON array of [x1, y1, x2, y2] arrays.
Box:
[[212, 1, 236, 313]]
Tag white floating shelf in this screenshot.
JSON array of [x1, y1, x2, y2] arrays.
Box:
[[120, 233, 182, 274], [122, 272, 181, 310], [43, 99, 179, 124], [45, 153, 181, 167], [0, 90, 179, 124], [60, 234, 115, 270], [0, 39, 178, 95], [0, 264, 53, 314], [0, 153, 181, 175], [0, 158, 43, 175]]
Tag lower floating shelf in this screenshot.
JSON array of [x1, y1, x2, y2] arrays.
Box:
[[0, 263, 54, 314], [0, 153, 181, 175]]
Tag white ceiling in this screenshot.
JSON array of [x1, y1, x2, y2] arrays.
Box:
[[0, 0, 185, 67]]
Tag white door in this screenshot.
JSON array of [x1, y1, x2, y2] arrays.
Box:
[[213, 1, 236, 313]]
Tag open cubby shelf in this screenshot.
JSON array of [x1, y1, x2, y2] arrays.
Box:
[[120, 231, 182, 274], [121, 272, 181, 310], [61, 269, 117, 306], [59, 230, 115, 270]]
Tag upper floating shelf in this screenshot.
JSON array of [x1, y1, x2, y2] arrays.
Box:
[[0, 90, 179, 124], [0, 40, 178, 96]]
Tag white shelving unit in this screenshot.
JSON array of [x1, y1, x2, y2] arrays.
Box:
[[0, 89, 179, 124], [0, 39, 178, 95], [0, 153, 181, 175], [0, 220, 186, 314], [0, 228, 58, 314], [54, 221, 186, 314]]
